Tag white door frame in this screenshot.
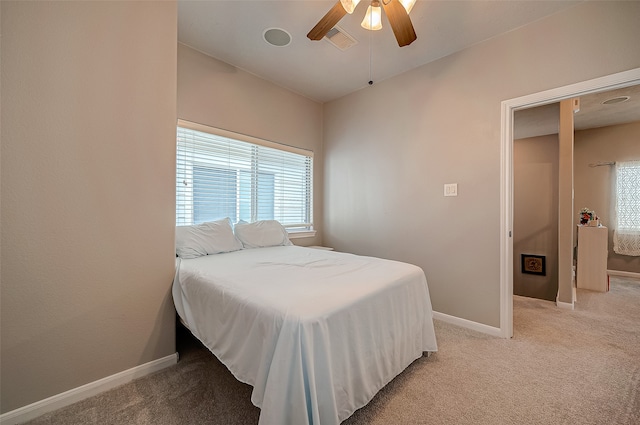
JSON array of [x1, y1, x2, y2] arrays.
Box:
[[499, 67, 640, 339]]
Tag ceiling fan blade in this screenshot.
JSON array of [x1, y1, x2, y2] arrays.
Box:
[[381, 0, 417, 47], [307, 1, 348, 41]]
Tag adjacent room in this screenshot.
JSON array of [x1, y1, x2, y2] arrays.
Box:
[[2, 1, 639, 424]]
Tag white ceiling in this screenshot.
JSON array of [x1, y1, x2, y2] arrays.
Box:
[[178, 0, 581, 103], [178, 1, 640, 134]]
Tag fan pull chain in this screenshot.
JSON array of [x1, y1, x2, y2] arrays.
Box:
[[368, 5, 373, 86]]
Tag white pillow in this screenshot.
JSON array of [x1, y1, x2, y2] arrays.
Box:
[[176, 218, 243, 259], [234, 220, 292, 249]]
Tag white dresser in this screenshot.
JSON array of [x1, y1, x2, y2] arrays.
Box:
[[576, 225, 609, 292]]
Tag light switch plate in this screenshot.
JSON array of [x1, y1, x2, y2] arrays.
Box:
[[444, 183, 458, 197]]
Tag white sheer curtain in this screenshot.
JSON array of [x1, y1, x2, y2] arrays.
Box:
[[613, 160, 640, 256]]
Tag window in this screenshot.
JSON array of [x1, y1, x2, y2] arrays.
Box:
[[176, 121, 313, 234], [613, 160, 640, 256]]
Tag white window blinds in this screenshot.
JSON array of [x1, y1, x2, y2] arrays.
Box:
[[176, 122, 313, 231], [613, 160, 640, 256]]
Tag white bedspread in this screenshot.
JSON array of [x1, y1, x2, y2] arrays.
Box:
[[173, 246, 437, 425]]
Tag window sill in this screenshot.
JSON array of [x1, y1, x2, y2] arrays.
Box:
[[287, 230, 317, 239]]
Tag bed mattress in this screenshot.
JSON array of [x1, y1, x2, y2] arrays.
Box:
[[173, 245, 437, 425]]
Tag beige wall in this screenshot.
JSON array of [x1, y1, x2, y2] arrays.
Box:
[[177, 43, 324, 246], [574, 121, 640, 273], [513, 135, 559, 301], [2, 1, 638, 414], [323, 1, 640, 327], [1, 1, 177, 413]]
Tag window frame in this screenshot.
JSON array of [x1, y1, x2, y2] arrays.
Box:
[[176, 119, 315, 239], [615, 160, 640, 232], [613, 160, 640, 256]]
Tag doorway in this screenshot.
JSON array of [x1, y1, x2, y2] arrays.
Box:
[[499, 68, 640, 339]]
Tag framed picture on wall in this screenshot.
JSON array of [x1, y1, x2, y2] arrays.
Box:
[[521, 254, 546, 276]]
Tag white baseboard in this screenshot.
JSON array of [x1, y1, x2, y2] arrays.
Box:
[[607, 270, 640, 280], [432, 311, 503, 338], [556, 299, 574, 310], [0, 353, 178, 425]]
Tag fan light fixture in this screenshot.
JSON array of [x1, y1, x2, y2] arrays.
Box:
[[342, 0, 416, 31], [400, 0, 417, 14], [340, 0, 361, 14], [308, 0, 417, 47], [361, 1, 382, 30]]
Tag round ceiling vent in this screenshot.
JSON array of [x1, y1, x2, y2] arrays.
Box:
[[263, 28, 291, 47], [602, 96, 630, 105]]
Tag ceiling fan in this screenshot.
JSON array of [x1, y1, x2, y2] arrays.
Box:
[[307, 0, 417, 47]]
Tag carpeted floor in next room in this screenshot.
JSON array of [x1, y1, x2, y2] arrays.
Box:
[[24, 276, 640, 425]]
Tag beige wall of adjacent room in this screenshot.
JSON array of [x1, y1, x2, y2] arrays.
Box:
[[513, 134, 559, 301], [574, 121, 640, 274]]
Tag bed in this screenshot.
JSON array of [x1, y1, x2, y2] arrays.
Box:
[[172, 219, 438, 425]]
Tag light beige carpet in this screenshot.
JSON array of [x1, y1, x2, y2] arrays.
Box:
[[24, 277, 640, 424]]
